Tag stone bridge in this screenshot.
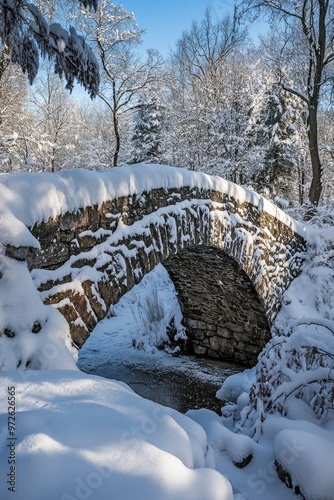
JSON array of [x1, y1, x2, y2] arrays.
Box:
[[3, 164, 307, 366]]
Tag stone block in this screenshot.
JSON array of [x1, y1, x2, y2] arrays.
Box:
[[193, 345, 207, 356], [201, 338, 210, 348], [218, 339, 235, 357], [231, 330, 246, 343], [186, 319, 207, 330], [87, 206, 100, 228], [193, 329, 205, 341], [6, 244, 37, 267], [69, 323, 90, 348], [81, 280, 106, 322], [217, 327, 231, 339], [206, 323, 217, 331], [78, 234, 97, 251], [237, 342, 259, 356], [59, 231, 76, 244], [34, 242, 70, 269], [37, 274, 72, 293], [209, 336, 219, 351], [207, 349, 220, 359], [59, 210, 89, 231], [31, 218, 60, 242]]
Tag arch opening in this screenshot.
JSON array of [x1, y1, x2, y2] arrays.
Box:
[[163, 246, 271, 366]]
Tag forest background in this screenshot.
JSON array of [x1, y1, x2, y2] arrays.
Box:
[[1, 0, 334, 215]]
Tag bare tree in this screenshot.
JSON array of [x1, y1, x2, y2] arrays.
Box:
[[172, 7, 246, 88], [0, 63, 31, 171], [165, 9, 249, 173], [240, 0, 334, 212], [76, 0, 163, 166], [30, 63, 77, 171]]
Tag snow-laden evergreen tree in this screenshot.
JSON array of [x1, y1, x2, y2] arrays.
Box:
[[0, 0, 99, 97], [249, 80, 309, 206], [131, 99, 164, 164]]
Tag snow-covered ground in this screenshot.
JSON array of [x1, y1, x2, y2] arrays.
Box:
[[0, 369, 233, 500], [1, 251, 334, 499], [0, 165, 334, 499]]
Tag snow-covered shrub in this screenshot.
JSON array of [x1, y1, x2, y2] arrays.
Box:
[[220, 221, 334, 441], [286, 198, 334, 226], [132, 287, 167, 349], [0, 255, 76, 371], [130, 265, 187, 355], [229, 328, 334, 440]]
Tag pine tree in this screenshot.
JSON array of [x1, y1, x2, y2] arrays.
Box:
[[131, 100, 163, 164], [0, 0, 100, 97], [255, 82, 308, 206]]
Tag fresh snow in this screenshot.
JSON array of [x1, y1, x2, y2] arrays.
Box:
[[0, 370, 233, 500], [78, 263, 187, 360], [0, 163, 304, 249], [78, 259, 334, 500], [216, 369, 255, 404], [0, 164, 334, 499], [0, 255, 76, 371], [274, 428, 334, 499]]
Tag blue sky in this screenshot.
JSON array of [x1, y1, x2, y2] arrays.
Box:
[[120, 0, 236, 56]]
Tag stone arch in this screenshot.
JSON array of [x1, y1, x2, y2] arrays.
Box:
[[23, 184, 306, 356]]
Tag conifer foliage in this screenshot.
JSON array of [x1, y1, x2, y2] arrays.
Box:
[[0, 0, 100, 97]]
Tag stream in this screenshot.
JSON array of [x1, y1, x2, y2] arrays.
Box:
[[79, 354, 243, 414]]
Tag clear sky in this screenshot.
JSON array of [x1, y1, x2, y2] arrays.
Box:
[[120, 0, 235, 57]]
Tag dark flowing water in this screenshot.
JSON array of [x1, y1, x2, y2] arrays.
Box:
[[79, 355, 243, 414]]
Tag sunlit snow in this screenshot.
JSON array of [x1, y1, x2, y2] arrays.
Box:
[[0, 165, 333, 499]]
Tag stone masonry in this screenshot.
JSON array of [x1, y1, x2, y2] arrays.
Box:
[[164, 247, 271, 366], [5, 179, 307, 363]]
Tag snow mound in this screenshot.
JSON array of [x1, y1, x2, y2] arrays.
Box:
[[0, 255, 76, 371], [0, 370, 233, 500], [274, 429, 334, 500], [216, 368, 255, 404], [187, 409, 253, 466]]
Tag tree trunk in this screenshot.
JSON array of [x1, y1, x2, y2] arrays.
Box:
[[113, 112, 120, 167], [112, 79, 120, 167], [304, 0, 327, 215], [51, 147, 56, 172], [307, 101, 322, 212], [298, 163, 305, 206]]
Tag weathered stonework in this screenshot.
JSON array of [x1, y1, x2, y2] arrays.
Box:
[[164, 247, 271, 366], [6, 183, 307, 362]]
